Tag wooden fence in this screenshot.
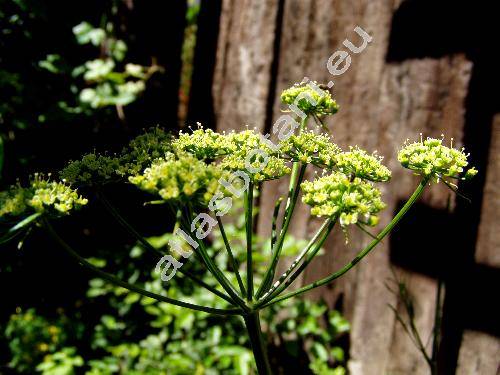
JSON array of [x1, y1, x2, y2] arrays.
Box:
[[185, 0, 499, 373]]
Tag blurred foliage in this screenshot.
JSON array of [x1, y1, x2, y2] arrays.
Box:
[[178, 0, 199, 122], [0, 0, 172, 182], [68, 21, 160, 111], [5, 206, 349, 374], [5, 307, 84, 373], [0, 0, 158, 131], [1, 1, 350, 374]]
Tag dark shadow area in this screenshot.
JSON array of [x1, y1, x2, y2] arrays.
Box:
[[386, 0, 500, 373], [458, 264, 500, 336], [0, 0, 185, 366], [120, 0, 186, 128], [390, 202, 457, 279], [386, 0, 484, 62], [187, 0, 222, 129]]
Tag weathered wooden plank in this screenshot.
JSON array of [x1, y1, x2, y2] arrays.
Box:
[[456, 330, 500, 375], [212, 0, 281, 133], [251, 0, 473, 372], [330, 55, 471, 374], [212, 1, 477, 373], [474, 114, 500, 268]]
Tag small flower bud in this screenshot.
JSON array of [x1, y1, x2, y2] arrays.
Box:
[[280, 81, 339, 116]]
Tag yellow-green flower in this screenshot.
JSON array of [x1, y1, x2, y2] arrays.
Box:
[[220, 153, 290, 183], [0, 176, 88, 219], [398, 136, 477, 180], [280, 131, 341, 164], [60, 153, 122, 186], [119, 127, 173, 176], [60, 128, 173, 187], [28, 177, 88, 215], [281, 82, 339, 116], [219, 129, 291, 182], [173, 127, 233, 159], [129, 152, 223, 205], [333, 146, 391, 182], [301, 171, 386, 227], [0, 185, 28, 218]]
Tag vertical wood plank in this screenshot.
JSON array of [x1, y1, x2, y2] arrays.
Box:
[[456, 331, 500, 375], [212, 0, 282, 133], [211, 1, 488, 373], [474, 115, 500, 268]]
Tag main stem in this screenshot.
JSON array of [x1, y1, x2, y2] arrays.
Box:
[[243, 311, 272, 375], [245, 181, 254, 300]]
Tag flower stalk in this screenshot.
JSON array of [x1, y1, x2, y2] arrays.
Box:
[[245, 181, 254, 300], [260, 177, 430, 308], [0, 81, 478, 374], [243, 311, 272, 375]]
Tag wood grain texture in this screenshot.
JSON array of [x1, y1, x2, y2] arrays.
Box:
[[474, 114, 500, 268], [210, 1, 497, 373], [456, 330, 500, 375], [212, 0, 281, 133]]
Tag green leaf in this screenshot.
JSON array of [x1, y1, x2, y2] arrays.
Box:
[[87, 258, 106, 268], [312, 342, 329, 361], [72, 22, 105, 46], [331, 347, 344, 362], [0, 212, 42, 245]]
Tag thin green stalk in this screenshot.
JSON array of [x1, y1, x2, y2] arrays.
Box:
[[216, 215, 246, 297], [408, 310, 433, 368], [183, 206, 250, 312], [258, 218, 332, 301], [0, 212, 41, 245], [97, 192, 234, 304], [245, 181, 254, 300], [243, 311, 272, 375], [256, 162, 306, 298], [43, 219, 241, 316], [260, 178, 429, 308], [255, 116, 309, 298], [257, 218, 336, 305], [270, 196, 284, 251], [431, 278, 444, 375]]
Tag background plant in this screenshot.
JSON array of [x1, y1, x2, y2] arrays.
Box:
[[0, 80, 476, 374], [4, 209, 349, 374]]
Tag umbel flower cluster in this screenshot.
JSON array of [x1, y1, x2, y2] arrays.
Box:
[[129, 152, 223, 205], [59, 127, 173, 186], [302, 172, 385, 226], [281, 81, 339, 116], [0, 175, 88, 219], [0, 80, 478, 375], [1, 110, 476, 229], [398, 136, 478, 181]]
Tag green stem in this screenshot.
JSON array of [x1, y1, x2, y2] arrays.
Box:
[[97, 192, 234, 304], [270, 196, 284, 252], [245, 181, 254, 300], [43, 219, 241, 316], [431, 278, 444, 375], [0, 212, 41, 245], [261, 178, 429, 308], [183, 206, 249, 312], [255, 116, 308, 299], [258, 218, 332, 301], [257, 218, 336, 305], [243, 311, 272, 375], [216, 215, 246, 297], [256, 163, 306, 298]]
